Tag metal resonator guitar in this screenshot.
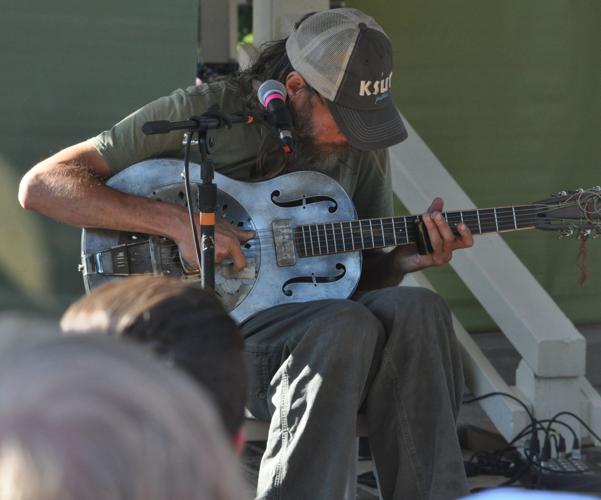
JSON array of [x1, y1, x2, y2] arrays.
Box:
[[81, 159, 601, 323]]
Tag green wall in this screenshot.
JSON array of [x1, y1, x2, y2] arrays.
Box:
[[1, 0, 196, 314], [2, 1, 600, 330], [348, 0, 601, 330]]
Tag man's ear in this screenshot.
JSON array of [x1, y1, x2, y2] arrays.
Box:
[[285, 71, 307, 99]]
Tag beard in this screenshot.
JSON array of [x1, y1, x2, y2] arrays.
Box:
[[253, 95, 355, 179], [286, 97, 354, 171]]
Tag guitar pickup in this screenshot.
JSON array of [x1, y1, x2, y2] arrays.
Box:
[[272, 219, 296, 267]]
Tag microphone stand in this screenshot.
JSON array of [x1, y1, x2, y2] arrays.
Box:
[[142, 106, 257, 291]]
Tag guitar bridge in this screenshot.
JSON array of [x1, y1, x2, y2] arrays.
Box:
[[272, 219, 297, 267], [80, 241, 154, 276]]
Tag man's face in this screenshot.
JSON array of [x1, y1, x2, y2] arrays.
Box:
[[289, 89, 354, 169]]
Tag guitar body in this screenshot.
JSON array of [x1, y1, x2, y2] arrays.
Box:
[[82, 160, 601, 323], [82, 159, 362, 323]]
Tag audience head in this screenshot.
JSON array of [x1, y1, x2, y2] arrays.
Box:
[[0, 335, 248, 500], [60, 276, 247, 450]]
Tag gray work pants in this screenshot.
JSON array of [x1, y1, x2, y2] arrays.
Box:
[[241, 286, 469, 500]]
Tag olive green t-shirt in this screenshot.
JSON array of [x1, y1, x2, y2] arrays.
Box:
[[90, 79, 393, 220]]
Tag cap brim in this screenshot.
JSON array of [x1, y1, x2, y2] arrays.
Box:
[[327, 99, 408, 151]]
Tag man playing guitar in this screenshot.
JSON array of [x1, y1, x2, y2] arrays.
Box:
[[19, 8, 473, 499]]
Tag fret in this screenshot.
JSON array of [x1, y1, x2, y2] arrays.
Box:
[[301, 226, 308, 256], [444, 212, 449, 223], [368, 220, 375, 248], [403, 217, 409, 244], [381, 217, 395, 247], [497, 208, 516, 232], [392, 218, 398, 245], [323, 224, 329, 254], [338, 223, 344, 252], [461, 210, 479, 234], [312, 224, 323, 255], [447, 211, 463, 230], [349, 221, 356, 250], [343, 222, 354, 251], [493, 208, 499, 232], [308, 225, 315, 256], [476, 210, 482, 234], [315, 224, 322, 254], [359, 221, 365, 249], [331, 223, 337, 253], [477, 209, 496, 233], [379, 219, 385, 247], [515, 205, 534, 229], [512, 207, 518, 230]]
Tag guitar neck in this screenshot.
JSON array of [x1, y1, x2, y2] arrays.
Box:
[[296, 205, 538, 257]]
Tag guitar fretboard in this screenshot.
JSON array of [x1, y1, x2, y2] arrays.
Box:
[[295, 205, 538, 257]]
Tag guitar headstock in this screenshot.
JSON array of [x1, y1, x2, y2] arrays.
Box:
[[533, 186, 601, 238]]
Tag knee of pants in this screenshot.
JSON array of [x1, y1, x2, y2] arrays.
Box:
[[384, 285, 450, 312], [372, 286, 455, 346], [302, 300, 384, 368]]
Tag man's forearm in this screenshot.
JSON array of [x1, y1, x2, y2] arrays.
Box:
[[19, 161, 187, 242]]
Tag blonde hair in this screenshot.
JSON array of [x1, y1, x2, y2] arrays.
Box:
[[0, 335, 249, 500]]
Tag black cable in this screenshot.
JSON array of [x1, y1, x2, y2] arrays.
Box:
[[463, 393, 580, 451], [463, 391, 588, 487], [463, 391, 536, 427], [464, 391, 541, 462], [550, 434, 559, 456], [463, 391, 601, 485], [548, 411, 601, 444], [537, 418, 579, 449]]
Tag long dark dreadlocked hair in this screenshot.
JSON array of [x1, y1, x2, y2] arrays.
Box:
[[232, 13, 317, 178], [238, 12, 315, 89]]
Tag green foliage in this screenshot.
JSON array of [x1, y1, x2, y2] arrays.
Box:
[[365, 0, 601, 330]]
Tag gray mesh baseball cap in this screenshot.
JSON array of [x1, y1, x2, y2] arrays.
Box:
[[286, 8, 408, 151]]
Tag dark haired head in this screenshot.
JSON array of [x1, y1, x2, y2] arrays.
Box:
[[236, 12, 355, 178], [61, 276, 246, 439]]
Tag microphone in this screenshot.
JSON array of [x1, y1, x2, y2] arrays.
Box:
[[257, 80, 294, 154]]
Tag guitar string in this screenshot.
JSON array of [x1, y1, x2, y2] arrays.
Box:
[[249, 210, 577, 240], [148, 214, 549, 257], [150, 209, 590, 248], [133, 204, 595, 253], [240, 214, 567, 240], [150, 209, 586, 250], [196, 201, 587, 236], [113, 202, 598, 260], [243, 204, 586, 235], [154, 212, 544, 246]]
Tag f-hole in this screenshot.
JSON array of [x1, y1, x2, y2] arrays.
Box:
[[271, 191, 338, 213], [281, 264, 346, 296]]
